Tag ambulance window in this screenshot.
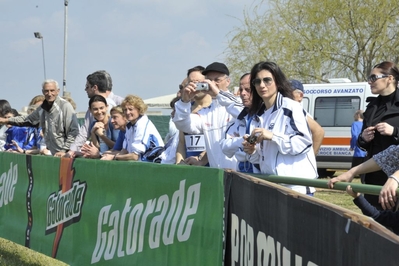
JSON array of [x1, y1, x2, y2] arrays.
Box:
[[314, 96, 360, 127], [302, 97, 309, 112]]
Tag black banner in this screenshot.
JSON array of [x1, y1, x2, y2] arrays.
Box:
[[224, 172, 399, 266]]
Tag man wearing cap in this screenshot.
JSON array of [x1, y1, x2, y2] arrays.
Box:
[[173, 62, 243, 169], [291, 79, 305, 102], [290, 79, 325, 155]]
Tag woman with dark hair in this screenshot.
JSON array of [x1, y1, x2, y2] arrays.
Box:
[[77, 95, 119, 158], [243, 61, 317, 195], [330, 61, 399, 209]]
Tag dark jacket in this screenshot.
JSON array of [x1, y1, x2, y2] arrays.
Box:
[[357, 89, 399, 206], [354, 196, 399, 235]]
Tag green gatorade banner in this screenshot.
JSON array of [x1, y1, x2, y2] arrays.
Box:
[[0, 153, 224, 265]]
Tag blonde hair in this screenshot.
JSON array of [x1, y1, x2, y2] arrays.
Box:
[[28, 95, 45, 106], [62, 96, 77, 110], [110, 105, 125, 116], [121, 95, 147, 115]]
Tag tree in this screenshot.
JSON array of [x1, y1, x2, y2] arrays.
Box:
[[225, 0, 399, 85]]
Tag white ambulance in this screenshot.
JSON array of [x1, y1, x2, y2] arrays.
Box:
[[302, 80, 374, 177]]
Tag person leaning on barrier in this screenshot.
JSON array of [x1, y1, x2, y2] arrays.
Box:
[[76, 95, 120, 159], [0, 80, 79, 157], [221, 73, 260, 173], [175, 65, 211, 166], [290, 79, 325, 155], [110, 95, 164, 161], [100, 105, 128, 160], [345, 184, 399, 235], [2, 108, 37, 153], [356, 61, 399, 208], [158, 96, 181, 164], [173, 62, 243, 169], [18, 95, 45, 155], [329, 143, 399, 210], [242, 61, 318, 195]]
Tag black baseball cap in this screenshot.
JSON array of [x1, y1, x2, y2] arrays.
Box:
[[202, 62, 230, 76]]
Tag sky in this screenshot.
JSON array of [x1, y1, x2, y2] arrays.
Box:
[[0, 0, 263, 113]]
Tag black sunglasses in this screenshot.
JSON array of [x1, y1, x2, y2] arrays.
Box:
[[252, 77, 273, 86], [367, 74, 389, 83]]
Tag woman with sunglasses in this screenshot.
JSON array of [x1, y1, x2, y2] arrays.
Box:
[[331, 61, 399, 209], [243, 61, 317, 195]]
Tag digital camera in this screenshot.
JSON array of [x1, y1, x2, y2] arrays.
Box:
[[247, 135, 257, 144], [196, 82, 209, 91]]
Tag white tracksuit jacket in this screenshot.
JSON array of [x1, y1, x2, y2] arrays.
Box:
[[220, 107, 261, 173], [173, 91, 242, 169], [248, 93, 318, 194]]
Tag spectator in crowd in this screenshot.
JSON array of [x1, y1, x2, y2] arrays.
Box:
[[329, 142, 399, 210], [0, 99, 12, 151], [221, 73, 260, 173], [68, 70, 117, 155], [177, 77, 188, 98], [27, 95, 45, 113], [290, 79, 325, 155], [158, 97, 181, 164], [175, 66, 211, 166], [97, 70, 124, 105], [0, 79, 79, 156], [164, 96, 180, 145], [2, 108, 37, 153], [345, 184, 399, 235], [173, 62, 242, 169], [62, 96, 77, 110], [356, 61, 399, 208], [243, 61, 317, 195], [18, 95, 46, 155], [111, 95, 164, 161], [350, 109, 367, 181], [100, 105, 128, 160], [76, 95, 120, 159]]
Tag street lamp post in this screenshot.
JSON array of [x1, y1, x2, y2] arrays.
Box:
[[34, 32, 46, 80], [63, 0, 69, 97]]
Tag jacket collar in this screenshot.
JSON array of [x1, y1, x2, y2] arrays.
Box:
[[41, 96, 61, 112], [126, 115, 143, 129]]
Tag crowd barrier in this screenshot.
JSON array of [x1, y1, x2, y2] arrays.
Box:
[[0, 153, 224, 265], [1, 152, 399, 265]]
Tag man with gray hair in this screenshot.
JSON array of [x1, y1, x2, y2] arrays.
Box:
[[0, 79, 79, 156]]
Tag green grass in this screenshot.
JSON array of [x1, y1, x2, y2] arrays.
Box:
[[0, 238, 68, 266], [315, 171, 362, 214]]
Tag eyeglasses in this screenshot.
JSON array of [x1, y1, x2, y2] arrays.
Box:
[[367, 74, 389, 83], [252, 77, 273, 86]]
